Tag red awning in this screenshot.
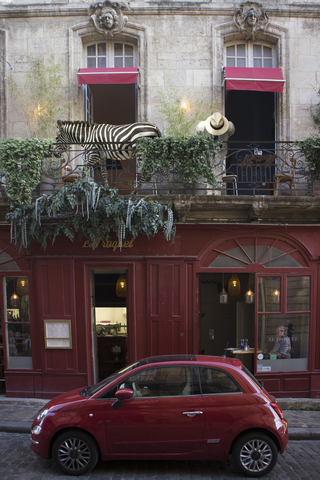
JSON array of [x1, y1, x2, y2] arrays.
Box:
[[77, 67, 139, 85], [223, 67, 285, 93]]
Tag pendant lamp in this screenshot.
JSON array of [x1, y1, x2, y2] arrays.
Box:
[[272, 289, 280, 303], [10, 292, 20, 307], [16, 277, 29, 296], [245, 276, 255, 304], [219, 273, 229, 304], [228, 273, 241, 296], [116, 275, 126, 297], [245, 289, 255, 304]]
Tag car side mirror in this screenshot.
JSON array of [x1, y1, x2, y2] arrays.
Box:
[[112, 388, 134, 409], [258, 380, 264, 389]]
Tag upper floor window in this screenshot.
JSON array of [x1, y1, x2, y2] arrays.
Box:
[[86, 42, 135, 68], [225, 42, 275, 68]]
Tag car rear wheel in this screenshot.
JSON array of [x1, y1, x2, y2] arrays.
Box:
[[232, 432, 278, 477], [53, 430, 98, 476]]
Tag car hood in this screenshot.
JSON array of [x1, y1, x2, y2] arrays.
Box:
[[42, 387, 87, 412]]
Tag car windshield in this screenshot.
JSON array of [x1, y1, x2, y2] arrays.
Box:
[[80, 362, 140, 397]]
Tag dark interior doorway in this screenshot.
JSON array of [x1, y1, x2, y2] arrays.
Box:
[[199, 272, 255, 371], [89, 84, 136, 124], [94, 273, 128, 381], [225, 90, 276, 195]]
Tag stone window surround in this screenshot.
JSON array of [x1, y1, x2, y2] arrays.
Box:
[[69, 21, 147, 121], [212, 21, 289, 141]]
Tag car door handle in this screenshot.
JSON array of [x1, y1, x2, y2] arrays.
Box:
[[183, 411, 203, 417]]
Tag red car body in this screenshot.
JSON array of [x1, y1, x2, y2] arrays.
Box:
[[30, 355, 288, 476]]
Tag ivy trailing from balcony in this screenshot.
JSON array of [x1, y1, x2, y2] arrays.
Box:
[[295, 136, 320, 181], [137, 135, 219, 186], [0, 137, 52, 207], [7, 169, 175, 250]]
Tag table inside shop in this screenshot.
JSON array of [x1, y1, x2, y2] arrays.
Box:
[[231, 348, 262, 372]]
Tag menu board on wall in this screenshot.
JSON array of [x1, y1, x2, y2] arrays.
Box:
[[44, 320, 72, 349]]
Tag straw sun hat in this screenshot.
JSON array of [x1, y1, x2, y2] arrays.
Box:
[[205, 112, 229, 136]]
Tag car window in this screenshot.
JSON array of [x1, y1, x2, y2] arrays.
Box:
[[104, 365, 200, 398], [199, 367, 242, 394]]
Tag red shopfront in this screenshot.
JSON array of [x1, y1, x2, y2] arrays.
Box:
[[0, 224, 319, 398]]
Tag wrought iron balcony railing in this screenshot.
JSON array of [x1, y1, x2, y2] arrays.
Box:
[[7, 140, 319, 199]]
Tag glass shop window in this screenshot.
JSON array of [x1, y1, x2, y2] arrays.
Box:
[[4, 276, 32, 369], [257, 275, 310, 373]]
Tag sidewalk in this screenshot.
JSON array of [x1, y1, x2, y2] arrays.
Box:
[[0, 396, 320, 440]]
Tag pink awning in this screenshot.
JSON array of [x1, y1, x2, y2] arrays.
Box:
[[224, 67, 285, 93], [77, 67, 139, 85]]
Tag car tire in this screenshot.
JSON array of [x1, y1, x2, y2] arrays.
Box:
[[232, 432, 278, 477], [52, 430, 99, 476]]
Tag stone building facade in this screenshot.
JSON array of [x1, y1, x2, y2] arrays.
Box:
[[1, 2, 320, 399], [0, 0, 319, 141]]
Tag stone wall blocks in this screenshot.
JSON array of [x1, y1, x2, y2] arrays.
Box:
[[170, 19, 206, 37], [155, 20, 171, 37], [158, 59, 176, 70], [149, 37, 165, 53], [28, 38, 52, 56], [299, 56, 320, 72], [166, 37, 196, 53], [8, 22, 44, 41], [177, 59, 208, 69]]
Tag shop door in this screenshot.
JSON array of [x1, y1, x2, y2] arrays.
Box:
[[147, 260, 187, 356], [90, 271, 99, 384], [93, 272, 127, 381]]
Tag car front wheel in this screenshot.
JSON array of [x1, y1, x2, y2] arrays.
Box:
[[232, 432, 278, 477], [53, 430, 98, 476]]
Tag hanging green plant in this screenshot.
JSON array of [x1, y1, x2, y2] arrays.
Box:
[[137, 135, 219, 186], [294, 136, 320, 180], [7, 170, 175, 250], [0, 137, 52, 207]]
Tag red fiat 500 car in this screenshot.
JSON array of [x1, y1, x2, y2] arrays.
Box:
[[30, 355, 288, 477]]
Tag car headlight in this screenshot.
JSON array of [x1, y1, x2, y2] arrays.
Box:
[[36, 408, 49, 422], [32, 425, 42, 435]]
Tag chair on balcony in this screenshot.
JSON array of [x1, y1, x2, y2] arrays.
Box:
[[222, 174, 238, 195], [273, 158, 297, 196], [61, 162, 80, 187]]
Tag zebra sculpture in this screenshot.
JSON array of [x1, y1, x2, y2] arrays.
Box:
[[55, 120, 162, 191]]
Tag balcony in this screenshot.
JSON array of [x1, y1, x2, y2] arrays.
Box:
[[1, 140, 320, 225]]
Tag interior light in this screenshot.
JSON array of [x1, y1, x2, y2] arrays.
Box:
[[272, 289, 280, 303], [116, 275, 126, 297], [228, 273, 241, 296], [245, 289, 255, 304]]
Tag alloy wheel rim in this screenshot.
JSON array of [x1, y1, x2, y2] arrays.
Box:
[[240, 439, 272, 473], [58, 437, 91, 471]]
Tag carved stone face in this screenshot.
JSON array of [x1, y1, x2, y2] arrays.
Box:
[[247, 11, 258, 27], [101, 13, 114, 29]]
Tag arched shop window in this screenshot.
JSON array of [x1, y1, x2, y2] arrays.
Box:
[[202, 236, 311, 373]]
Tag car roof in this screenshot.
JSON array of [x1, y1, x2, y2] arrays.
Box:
[[138, 354, 242, 369]]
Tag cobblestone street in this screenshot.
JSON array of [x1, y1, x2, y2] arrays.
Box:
[[0, 433, 320, 480]]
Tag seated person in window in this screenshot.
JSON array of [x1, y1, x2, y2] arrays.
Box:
[[269, 325, 291, 359]]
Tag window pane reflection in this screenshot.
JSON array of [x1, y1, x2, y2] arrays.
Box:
[[257, 314, 309, 372], [5, 276, 32, 370], [258, 277, 280, 312], [287, 276, 310, 311]]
